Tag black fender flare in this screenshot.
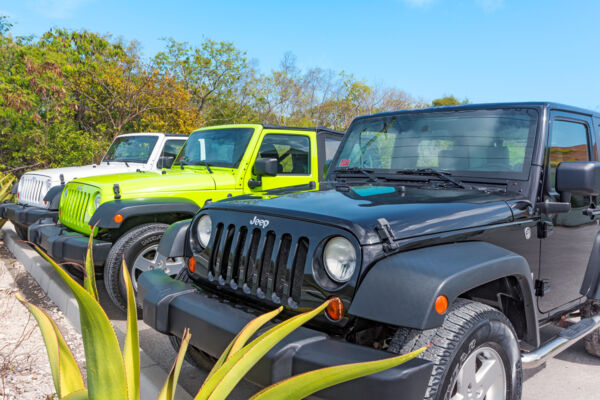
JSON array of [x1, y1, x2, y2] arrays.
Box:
[[348, 241, 539, 346], [44, 185, 64, 210], [89, 198, 200, 229], [580, 232, 600, 299], [157, 219, 192, 258]]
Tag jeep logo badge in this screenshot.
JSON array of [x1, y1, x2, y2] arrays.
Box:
[[250, 216, 270, 229]]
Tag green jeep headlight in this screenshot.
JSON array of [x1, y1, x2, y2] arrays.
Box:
[[323, 236, 356, 283], [94, 193, 101, 209]]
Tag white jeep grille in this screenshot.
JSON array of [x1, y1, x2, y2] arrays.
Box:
[[17, 175, 50, 208]]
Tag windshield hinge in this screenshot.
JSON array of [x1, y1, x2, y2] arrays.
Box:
[[376, 218, 400, 252], [113, 184, 121, 200]]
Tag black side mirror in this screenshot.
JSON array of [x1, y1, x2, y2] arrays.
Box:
[[556, 161, 600, 196], [157, 156, 175, 169], [253, 158, 278, 177]]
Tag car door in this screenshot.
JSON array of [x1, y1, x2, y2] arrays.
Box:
[[247, 131, 317, 192], [538, 111, 599, 314]]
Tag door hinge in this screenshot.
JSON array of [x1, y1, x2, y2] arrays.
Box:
[[537, 220, 553, 239], [535, 279, 551, 297], [376, 218, 400, 252]]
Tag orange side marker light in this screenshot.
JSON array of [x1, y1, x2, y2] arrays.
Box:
[[188, 257, 196, 273], [326, 297, 344, 321], [114, 214, 123, 223], [435, 295, 448, 314]]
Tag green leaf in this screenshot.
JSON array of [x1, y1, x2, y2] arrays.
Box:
[[205, 306, 283, 382], [157, 329, 191, 400], [34, 245, 128, 399], [122, 259, 140, 400], [250, 346, 428, 400], [62, 389, 89, 400], [83, 230, 99, 302], [16, 293, 85, 398], [196, 300, 331, 400]]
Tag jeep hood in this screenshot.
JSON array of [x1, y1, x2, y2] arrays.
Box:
[[209, 185, 515, 245], [23, 162, 147, 186], [72, 168, 236, 196]]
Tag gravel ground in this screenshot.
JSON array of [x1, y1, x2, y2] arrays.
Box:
[[0, 235, 85, 400]]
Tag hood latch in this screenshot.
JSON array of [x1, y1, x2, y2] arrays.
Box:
[[376, 218, 400, 252]]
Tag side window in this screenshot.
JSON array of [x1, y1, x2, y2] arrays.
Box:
[[257, 134, 310, 175], [549, 120, 590, 190], [163, 140, 185, 158], [323, 137, 342, 177]]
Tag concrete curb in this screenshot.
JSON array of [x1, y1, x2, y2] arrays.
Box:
[[2, 226, 192, 400]]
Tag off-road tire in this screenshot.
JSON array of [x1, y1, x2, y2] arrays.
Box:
[[168, 268, 217, 370], [14, 224, 28, 240], [104, 223, 169, 313], [582, 300, 600, 357], [388, 299, 522, 400]]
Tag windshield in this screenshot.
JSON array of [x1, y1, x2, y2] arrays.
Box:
[[103, 135, 159, 163], [176, 128, 255, 168], [334, 108, 539, 180]]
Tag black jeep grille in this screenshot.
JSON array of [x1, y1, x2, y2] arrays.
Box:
[[207, 223, 309, 306]]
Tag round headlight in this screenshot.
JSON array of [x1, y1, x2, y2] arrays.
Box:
[[45, 180, 52, 190], [63, 186, 68, 198], [323, 237, 356, 283], [196, 215, 212, 248], [94, 194, 101, 209]]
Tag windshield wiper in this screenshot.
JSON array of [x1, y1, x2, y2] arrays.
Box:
[[334, 167, 379, 182], [395, 168, 470, 189]]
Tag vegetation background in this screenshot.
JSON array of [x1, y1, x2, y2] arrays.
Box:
[[0, 16, 466, 173]]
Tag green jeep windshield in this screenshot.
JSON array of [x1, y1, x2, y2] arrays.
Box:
[[335, 108, 539, 180], [103, 135, 159, 163], [177, 128, 254, 168]]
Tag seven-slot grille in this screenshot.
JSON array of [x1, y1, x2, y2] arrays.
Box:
[[18, 175, 49, 207], [59, 183, 94, 231], [207, 223, 309, 307]]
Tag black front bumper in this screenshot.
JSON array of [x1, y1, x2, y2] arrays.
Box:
[[0, 202, 58, 227], [139, 270, 433, 400], [28, 218, 112, 267]]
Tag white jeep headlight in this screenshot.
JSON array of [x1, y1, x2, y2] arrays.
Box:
[[196, 215, 212, 248], [323, 236, 356, 283], [94, 194, 101, 209], [45, 180, 52, 190]]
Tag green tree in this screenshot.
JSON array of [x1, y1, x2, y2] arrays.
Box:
[[431, 95, 469, 107]]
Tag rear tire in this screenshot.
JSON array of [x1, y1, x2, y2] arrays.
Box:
[[168, 268, 217, 370], [104, 223, 169, 313], [14, 224, 28, 240], [388, 299, 522, 400], [582, 300, 600, 357]]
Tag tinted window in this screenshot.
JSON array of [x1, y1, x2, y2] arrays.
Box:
[[335, 109, 538, 179], [549, 120, 590, 188], [324, 137, 342, 177], [103, 135, 159, 163], [177, 128, 254, 168], [162, 139, 185, 158], [257, 134, 310, 175]]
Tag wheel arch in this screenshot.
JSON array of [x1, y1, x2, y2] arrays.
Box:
[[348, 241, 540, 347]]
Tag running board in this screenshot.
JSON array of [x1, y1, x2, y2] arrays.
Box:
[[522, 315, 600, 369]]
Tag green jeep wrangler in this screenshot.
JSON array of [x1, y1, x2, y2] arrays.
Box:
[[29, 124, 343, 311]]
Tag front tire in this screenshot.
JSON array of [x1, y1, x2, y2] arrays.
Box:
[[104, 223, 169, 312], [388, 299, 522, 400]]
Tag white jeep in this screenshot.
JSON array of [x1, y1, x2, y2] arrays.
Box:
[[1, 132, 187, 239]]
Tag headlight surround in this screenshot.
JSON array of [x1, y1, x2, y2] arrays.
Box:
[[45, 180, 52, 190], [323, 236, 356, 283], [196, 215, 212, 248], [94, 194, 101, 209]]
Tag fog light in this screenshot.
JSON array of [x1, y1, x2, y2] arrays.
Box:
[[188, 257, 196, 273], [435, 295, 448, 314], [326, 297, 344, 321]]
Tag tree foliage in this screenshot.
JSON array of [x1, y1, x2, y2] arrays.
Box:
[[0, 18, 448, 172], [431, 95, 469, 107]]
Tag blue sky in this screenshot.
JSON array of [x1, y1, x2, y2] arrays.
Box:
[[2, 0, 599, 110]]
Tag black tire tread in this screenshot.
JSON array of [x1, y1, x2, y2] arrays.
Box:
[[104, 222, 168, 312]]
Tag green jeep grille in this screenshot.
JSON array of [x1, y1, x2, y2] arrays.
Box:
[[59, 182, 98, 235]]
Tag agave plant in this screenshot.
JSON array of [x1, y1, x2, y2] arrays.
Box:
[[16, 232, 425, 400], [0, 173, 16, 229]]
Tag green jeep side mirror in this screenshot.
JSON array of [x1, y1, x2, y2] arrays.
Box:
[[254, 158, 278, 177]]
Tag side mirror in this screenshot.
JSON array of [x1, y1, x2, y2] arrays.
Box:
[[253, 158, 278, 177], [157, 156, 175, 169], [556, 161, 600, 196]]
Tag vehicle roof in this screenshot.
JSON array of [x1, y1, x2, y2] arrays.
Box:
[[354, 102, 600, 121], [117, 132, 188, 138], [193, 124, 344, 136]]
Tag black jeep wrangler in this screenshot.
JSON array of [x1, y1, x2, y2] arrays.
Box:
[[139, 103, 600, 400]]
